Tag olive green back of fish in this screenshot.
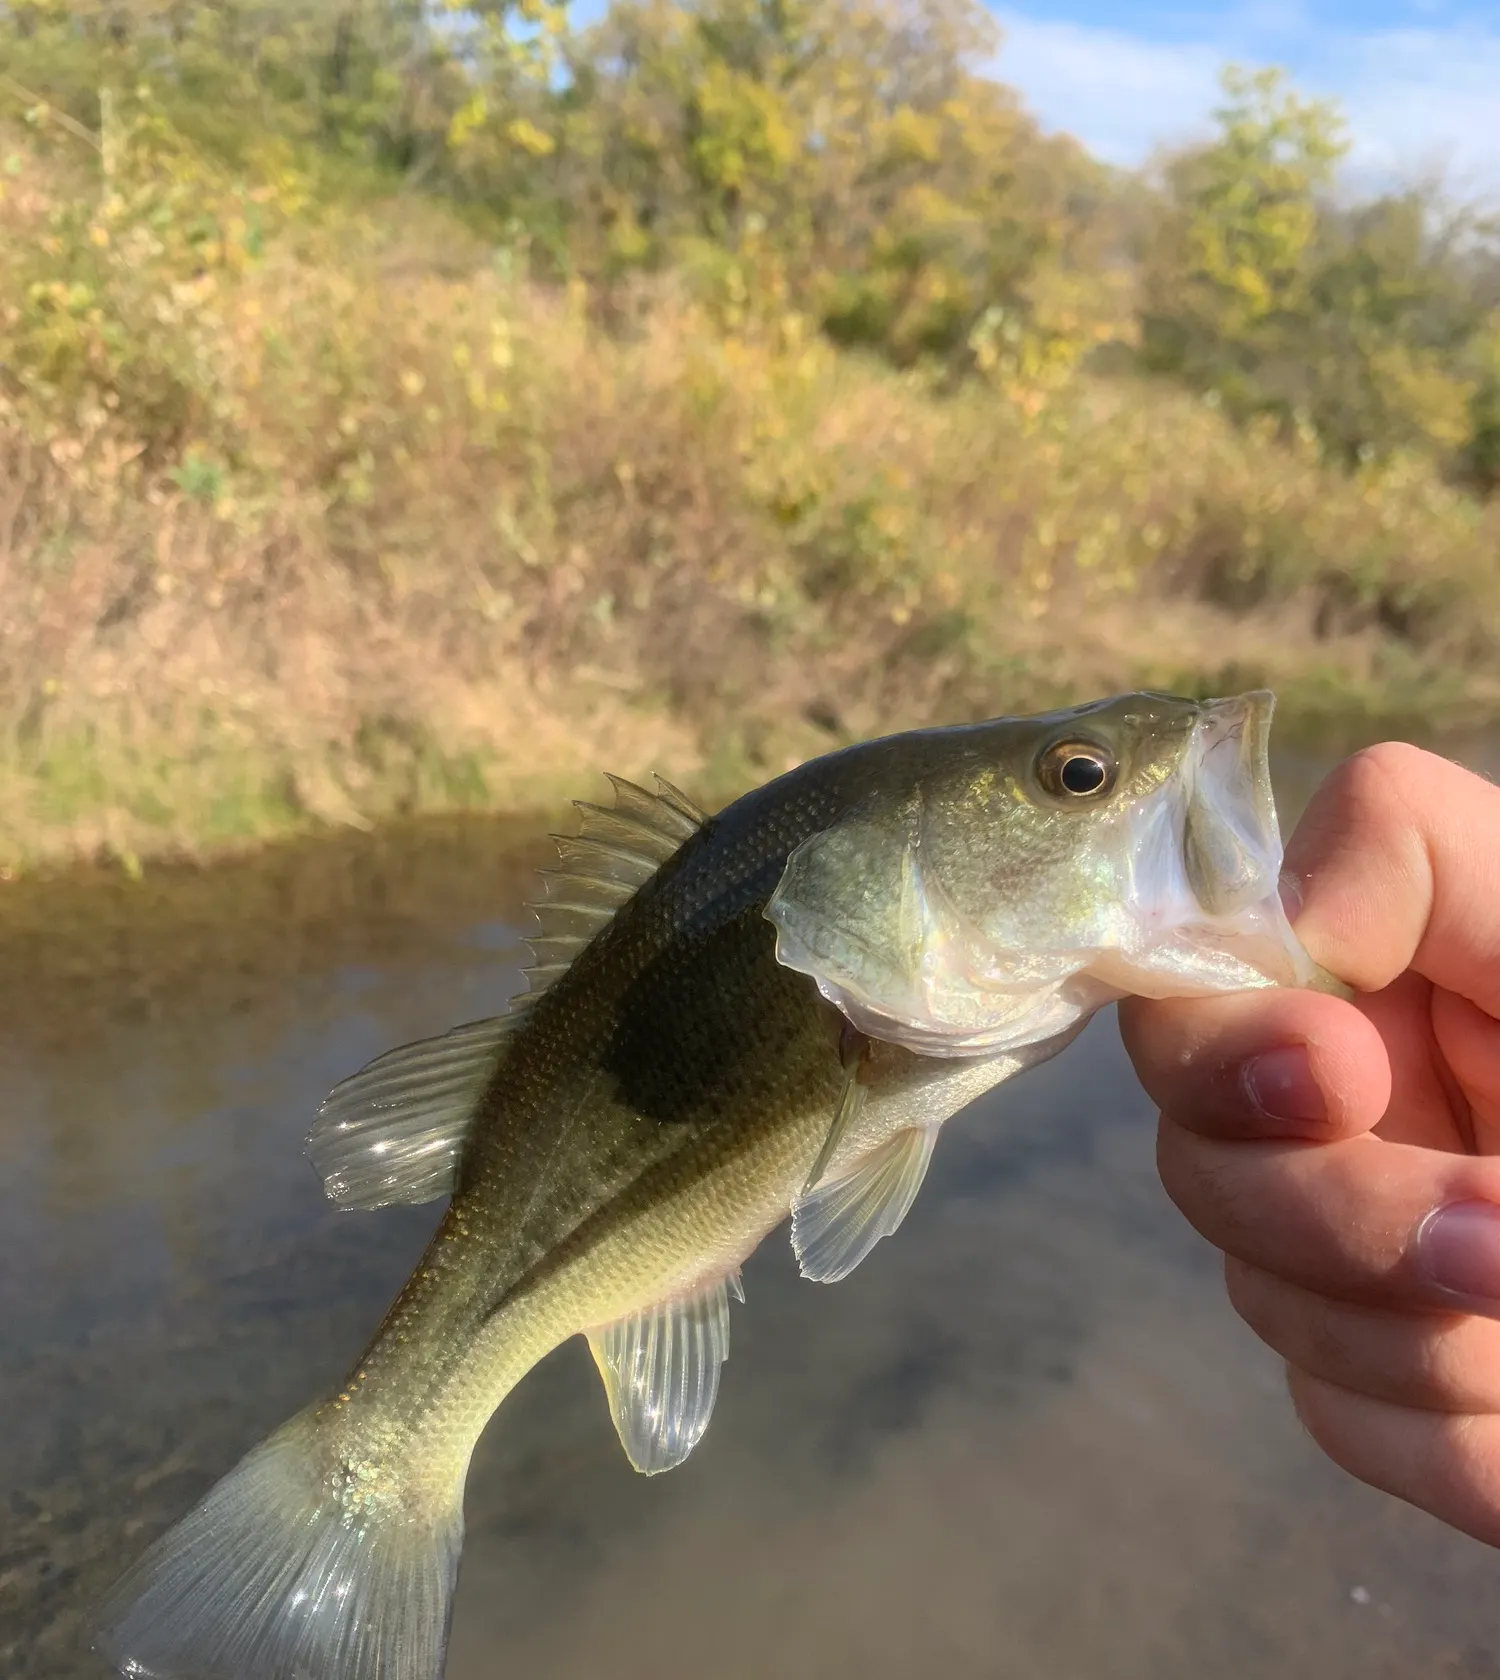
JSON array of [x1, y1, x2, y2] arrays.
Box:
[[445, 708, 1135, 1290], [95, 692, 1325, 1680], [342, 723, 1012, 1401]]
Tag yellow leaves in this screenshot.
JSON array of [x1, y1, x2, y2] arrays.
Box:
[[505, 117, 555, 158], [1367, 342, 1474, 453], [1226, 262, 1271, 315], [1139, 64, 1494, 477], [607, 213, 652, 268], [449, 77, 560, 160], [884, 106, 942, 166], [169, 274, 217, 311], [465, 369, 507, 415], [1, 0, 1486, 660], [690, 62, 797, 193], [1162, 66, 1343, 345], [447, 93, 488, 153], [969, 291, 1099, 431], [554, 0, 1126, 377]]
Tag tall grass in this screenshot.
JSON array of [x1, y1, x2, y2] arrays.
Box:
[[3, 119, 1498, 869]]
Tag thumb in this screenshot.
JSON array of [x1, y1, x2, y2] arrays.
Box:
[[1118, 987, 1391, 1145], [1285, 743, 1500, 1015]]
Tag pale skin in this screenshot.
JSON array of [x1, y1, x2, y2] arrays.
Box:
[[1119, 741, 1500, 1548]]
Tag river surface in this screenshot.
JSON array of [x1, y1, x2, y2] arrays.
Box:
[[2, 750, 1499, 1678]]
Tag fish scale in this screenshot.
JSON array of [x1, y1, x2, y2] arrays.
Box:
[[97, 692, 1341, 1680]]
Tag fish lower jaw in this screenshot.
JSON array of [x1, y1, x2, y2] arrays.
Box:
[[1082, 917, 1312, 997], [810, 971, 1111, 1060]]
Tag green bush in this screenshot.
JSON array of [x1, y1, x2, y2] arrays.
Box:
[[2, 3, 1498, 869]]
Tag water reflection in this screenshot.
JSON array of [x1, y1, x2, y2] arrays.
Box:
[[1, 780, 1498, 1678]]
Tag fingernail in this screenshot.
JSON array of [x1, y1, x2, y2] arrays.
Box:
[[1415, 1202, 1500, 1309], [1241, 1045, 1327, 1125], [1279, 870, 1304, 920]]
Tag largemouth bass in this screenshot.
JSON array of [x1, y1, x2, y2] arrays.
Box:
[[98, 690, 1338, 1680]]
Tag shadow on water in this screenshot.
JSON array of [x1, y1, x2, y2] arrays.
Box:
[[2, 759, 1499, 1677]]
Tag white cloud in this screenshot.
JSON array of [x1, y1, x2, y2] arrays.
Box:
[[989, 8, 1500, 200], [987, 16, 1225, 166], [1333, 28, 1500, 201]]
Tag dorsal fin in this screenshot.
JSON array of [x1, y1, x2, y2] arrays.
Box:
[[310, 772, 707, 1209], [308, 1014, 517, 1209], [611, 772, 707, 836], [520, 772, 707, 999]]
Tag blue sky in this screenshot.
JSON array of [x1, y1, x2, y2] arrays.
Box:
[[986, 0, 1500, 195]]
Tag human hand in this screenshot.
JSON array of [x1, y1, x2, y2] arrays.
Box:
[[1119, 742, 1500, 1545]]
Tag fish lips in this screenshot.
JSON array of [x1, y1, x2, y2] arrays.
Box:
[[1182, 690, 1283, 919], [1105, 687, 1318, 996]]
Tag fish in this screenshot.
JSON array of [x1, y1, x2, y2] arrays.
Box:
[[97, 689, 1342, 1680]]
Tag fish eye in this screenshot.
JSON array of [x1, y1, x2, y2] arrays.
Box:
[[1037, 740, 1117, 800]]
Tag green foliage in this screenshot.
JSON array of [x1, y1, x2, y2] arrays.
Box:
[[0, 0, 566, 174], [1143, 65, 1500, 479], [2, 3, 1500, 867], [1165, 68, 1344, 333], [1141, 68, 1343, 410], [6, 6, 1497, 483], [552, 0, 1130, 375]]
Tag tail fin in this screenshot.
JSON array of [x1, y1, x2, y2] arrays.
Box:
[[95, 1408, 463, 1680]]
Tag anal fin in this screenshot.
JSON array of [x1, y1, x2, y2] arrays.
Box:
[[587, 1272, 740, 1475], [792, 1126, 939, 1284]]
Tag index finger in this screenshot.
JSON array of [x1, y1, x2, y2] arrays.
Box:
[[1288, 742, 1500, 1014]]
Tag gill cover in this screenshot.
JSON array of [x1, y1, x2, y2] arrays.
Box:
[[764, 789, 1100, 1059], [765, 691, 1333, 1058]]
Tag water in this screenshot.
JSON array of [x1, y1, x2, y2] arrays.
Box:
[[2, 778, 1499, 1679]]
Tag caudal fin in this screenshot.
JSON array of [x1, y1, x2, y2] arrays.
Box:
[[95, 1408, 463, 1680]]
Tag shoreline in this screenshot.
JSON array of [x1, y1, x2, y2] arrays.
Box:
[[1, 681, 1484, 882]]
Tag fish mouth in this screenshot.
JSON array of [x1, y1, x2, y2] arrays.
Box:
[[1183, 691, 1282, 918], [1143, 687, 1320, 992], [1098, 688, 1318, 997]]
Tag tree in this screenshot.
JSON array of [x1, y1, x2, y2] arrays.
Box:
[[1140, 65, 1346, 418], [0, 0, 565, 181], [1299, 191, 1491, 466], [556, 0, 1129, 368]]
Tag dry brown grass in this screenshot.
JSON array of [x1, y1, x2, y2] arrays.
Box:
[[4, 124, 1499, 870]]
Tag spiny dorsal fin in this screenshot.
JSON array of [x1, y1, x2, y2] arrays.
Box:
[[308, 1015, 516, 1209], [619, 771, 707, 835], [587, 1269, 743, 1474], [520, 772, 706, 999], [309, 774, 706, 1206]]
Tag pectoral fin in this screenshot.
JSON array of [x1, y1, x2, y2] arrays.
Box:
[[587, 1272, 742, 1475], [792, 1125, 939, 1284], [800, 1024, 871, 1198]]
